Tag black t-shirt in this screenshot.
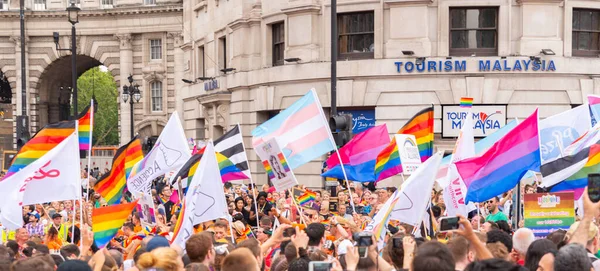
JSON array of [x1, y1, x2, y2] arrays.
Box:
[[163, 200, 174, 222]]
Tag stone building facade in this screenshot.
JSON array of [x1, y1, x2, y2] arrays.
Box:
[[0, 0, 184, 151], [179, 0, 600, 188]]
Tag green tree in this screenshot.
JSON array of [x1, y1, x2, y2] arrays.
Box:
[[77, 67, 119, 146]]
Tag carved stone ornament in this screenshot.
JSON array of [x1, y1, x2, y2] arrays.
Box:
[[114, 33, 133, 50], [168, 32, 183, 47]]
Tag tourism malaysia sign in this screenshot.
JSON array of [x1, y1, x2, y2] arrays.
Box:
[[442, 105, 507, 138]]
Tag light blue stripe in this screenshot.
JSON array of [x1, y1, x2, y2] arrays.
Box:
[[466, 150, 540, 203], [252, 91, 316, 138], [285, 138, 335, 169]]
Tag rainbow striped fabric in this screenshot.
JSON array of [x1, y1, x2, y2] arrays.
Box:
[[3, 120, 76, 180], [298, 190, 316, 207], [456, 109, 541, 203], [78, 104, 93, 151], [374, 107, 434, 181], [173, 146, 247, 189], [93, 200, 138, 249], [244, 225, 254, 238], [262, 160, 275, 179], [94, 136, 143, 205], [171, 199, 186, 243], [550, 141, 600, 199], [216, 152, 248, 182], [460, 97, 473, 108]]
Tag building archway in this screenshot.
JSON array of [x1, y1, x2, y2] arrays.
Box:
[[36, 55, 108, 128]]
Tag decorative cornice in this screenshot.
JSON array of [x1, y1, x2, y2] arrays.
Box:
[[197, 91, 231, 105], [229, 17, 261, 30], [281, 4, 320, 16], [516, 0, 563, 3], [192, 0, 206, 13], [0, 5, 183, 18], [384, 0, 433, 5]]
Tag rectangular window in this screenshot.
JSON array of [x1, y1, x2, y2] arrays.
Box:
[[218, 36, 227, 72], [198, 45, 205, 77], [338, 11, 375, 60], [150, 39, 162, 60], [33, 0, 45, 10], [0, 0, 8, 10], [151, 81, 163, 112], [449, 7, 498, 56], [272, 22, 285, 66], [101, 0, 113, 7], [573, 9, 600, 57], [144, 0, 155, 5]]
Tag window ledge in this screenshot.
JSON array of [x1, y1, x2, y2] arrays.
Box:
[[192, 0, 205, 12]]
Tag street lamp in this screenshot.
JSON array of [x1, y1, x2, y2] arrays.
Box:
[[122, 75, 141, 139], [52, 2, 80, 120]]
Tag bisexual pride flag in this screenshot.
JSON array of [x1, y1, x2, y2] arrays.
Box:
[[455, 109, 541, 203]]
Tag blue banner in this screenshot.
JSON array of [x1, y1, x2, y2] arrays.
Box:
[[339, 109, 376, 134]]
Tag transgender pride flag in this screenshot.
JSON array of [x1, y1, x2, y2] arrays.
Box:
[[252, 89, 335, 169], [455, 109, 541, 203]]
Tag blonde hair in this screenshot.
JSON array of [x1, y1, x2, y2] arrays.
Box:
[[136, 247, 182, 271]]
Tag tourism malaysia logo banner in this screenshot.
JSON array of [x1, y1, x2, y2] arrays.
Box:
[[442, 105, 506, 137]]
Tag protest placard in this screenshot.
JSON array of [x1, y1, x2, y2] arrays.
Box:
[[524, 192, 575, 238]]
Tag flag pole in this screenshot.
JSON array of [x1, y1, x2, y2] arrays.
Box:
[[311, 89, 356, 214], [288, 189, 308, 225], [86, 100, 94, 199], [236, 123, 260, 228]]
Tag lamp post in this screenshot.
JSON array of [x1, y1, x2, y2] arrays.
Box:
[[67, 2, 80, 119], [53, 2, 80, 120], [121, 75, 141, 139]]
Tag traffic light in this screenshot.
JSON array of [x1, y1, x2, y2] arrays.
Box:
[[15, 115, 29, 152], [330, 113, 353, 147]]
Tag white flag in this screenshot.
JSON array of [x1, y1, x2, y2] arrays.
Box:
[[0, 132, 80, 230], [390, 151, 443, 227], [365, 189, 401, 250], [127, 112, 192, 194], [539, 105, 591, 165], [443, 110, 477, 216], [171, 142, 228, 248]]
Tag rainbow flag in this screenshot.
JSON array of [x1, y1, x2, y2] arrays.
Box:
[[549, 142, 600, 199], [322, 125, 390, 182], [298, 190, 316, 207], [171, 199, 186, 243], [456, 109, 541, 203], [459, 97, 473, 108], [321, 219, 330, 227], [244, 226, 254, 238], [173, 147, 246, 190], [93, 200, 138, 249], [374, 107, 433, 181], [3, 120, 76, 180], [78, 104, 93, 151], [94, 137, 143, 205], [216, 152, 248, 182]]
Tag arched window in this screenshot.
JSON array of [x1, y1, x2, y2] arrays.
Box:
[[151, 81, 162, 112]]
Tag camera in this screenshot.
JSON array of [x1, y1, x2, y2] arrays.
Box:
[[352, 232, 373, 247]]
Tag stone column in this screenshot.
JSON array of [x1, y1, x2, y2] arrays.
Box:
[[115, 33, 133, 145], [9, 36, 25, 121], [169, 32, 184, 122]]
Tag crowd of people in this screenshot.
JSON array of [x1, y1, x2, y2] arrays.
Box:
[[0, 172, 598, 271]]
